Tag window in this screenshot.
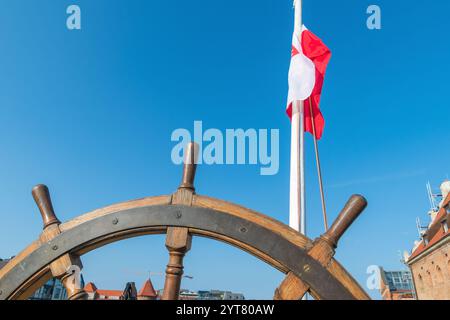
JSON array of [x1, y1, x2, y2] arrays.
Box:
[[426, 270, 434, 287], [386, 271, 412, 291], [53, 288, 62, 299], [442, 220, 449, 233], [435, 266, 444, 284]]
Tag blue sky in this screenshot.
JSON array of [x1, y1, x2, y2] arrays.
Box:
[[0, 0, 449, 299]]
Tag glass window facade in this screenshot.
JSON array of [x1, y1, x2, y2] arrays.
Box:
[[385, 270, 413, 291]]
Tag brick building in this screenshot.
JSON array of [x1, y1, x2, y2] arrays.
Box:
[[406, 181, 450, 300]]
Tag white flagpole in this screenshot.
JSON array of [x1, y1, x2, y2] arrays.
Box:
[[289, 0, 306, 236]]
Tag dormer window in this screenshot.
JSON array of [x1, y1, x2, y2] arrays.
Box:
[[422, 233, 429, 246], [442, 219, 449, 233]]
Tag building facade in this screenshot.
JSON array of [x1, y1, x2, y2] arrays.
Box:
[[29, 278, 69, 300], [406, 181, 450, 300], [84, 279, 157, 300], [179, 289, 199, 300], [156, 288, 245, 300], [197, 290, 245, 300], [378, 267, 415, 300]]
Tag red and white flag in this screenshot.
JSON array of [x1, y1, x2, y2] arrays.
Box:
[[286, 25, 331, 140]]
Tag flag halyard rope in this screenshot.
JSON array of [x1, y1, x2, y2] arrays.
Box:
[[308, 96, 329, 232]]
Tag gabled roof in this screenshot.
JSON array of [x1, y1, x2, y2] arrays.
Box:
[[409, 228, 449, 261], [408, 193, 450, 263], [84, 282, 98, 292], [138, 279, 157, 297]]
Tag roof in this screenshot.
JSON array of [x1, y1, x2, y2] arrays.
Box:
[[431, 194, 450, 226], [96, 289, 123, 297], [408, 194, 450, 262], [84, 280, 153, 299], [409, 228, 449, 261], [84, 282, 124, 299], [84, 282, 122, 296], [138, 279, 157, 297], [84, 282, 98, 292]]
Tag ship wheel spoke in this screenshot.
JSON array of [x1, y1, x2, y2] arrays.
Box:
[[161, 142, 197, 300], [274, 194, 367, 300], [161, 227, 192, 300], [32, 185, 88, 300]]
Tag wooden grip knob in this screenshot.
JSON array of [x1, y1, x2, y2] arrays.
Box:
[[179, 142, 199, 190], [322, 195, 367, 248], [32, 184, 60, 229]]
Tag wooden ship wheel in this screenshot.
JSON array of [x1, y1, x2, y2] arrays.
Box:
[[0, 143, 370, 300]]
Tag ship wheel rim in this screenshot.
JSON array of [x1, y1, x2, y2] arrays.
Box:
[[0, 194, 368, 300]]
